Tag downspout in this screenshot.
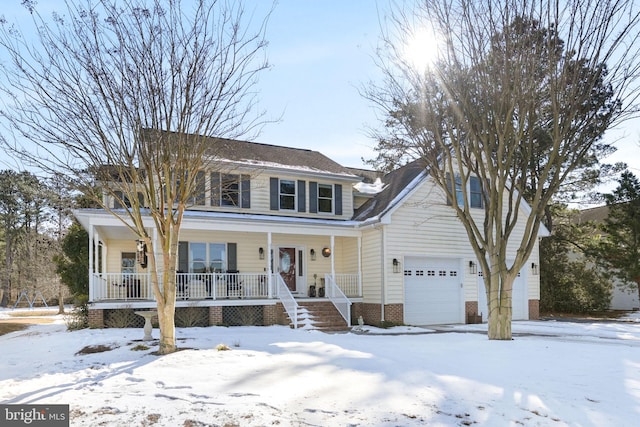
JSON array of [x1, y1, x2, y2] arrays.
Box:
[[267, 232, 273, 298], [380, 225, 386, 322], [357, 236, 362, 297]]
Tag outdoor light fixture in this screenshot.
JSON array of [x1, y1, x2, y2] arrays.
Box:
[[310, 248, 316, 261], [392, 258, 401, 274], [136, 239, 147, 269], [531, 262, 539, 275], [321, 247, 331, 258], [259, 247, 265, 260], [469, 261, 477, 274]]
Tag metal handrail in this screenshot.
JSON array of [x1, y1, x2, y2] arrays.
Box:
[[325, 273, 351, 326], [275, 274, 299, 329]]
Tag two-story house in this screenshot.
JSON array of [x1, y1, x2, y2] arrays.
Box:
[[74, 134, 545, 330]]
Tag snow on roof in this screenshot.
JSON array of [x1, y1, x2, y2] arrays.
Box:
[[353, 178, 386, 194]]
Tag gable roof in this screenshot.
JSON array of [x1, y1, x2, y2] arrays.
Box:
[[352, 160, 426, 222], [210, 137, 358, 177], [143, 129, 358, 178]]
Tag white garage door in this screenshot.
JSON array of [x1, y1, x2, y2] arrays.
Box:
[[477, 270, 528, 321], [404, 257, 464, 325]]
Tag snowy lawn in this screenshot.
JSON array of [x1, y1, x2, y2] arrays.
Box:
[[1, 309, 639, 426]]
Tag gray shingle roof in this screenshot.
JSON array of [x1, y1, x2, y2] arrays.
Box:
[[142, 129, 358, 178], [352, 160, 427, 221]]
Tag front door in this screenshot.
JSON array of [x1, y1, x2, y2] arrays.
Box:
[[278, 247, 297, 292]]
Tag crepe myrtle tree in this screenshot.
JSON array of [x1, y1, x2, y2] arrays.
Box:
[[0, 0, 272, 354], [365, 0, 640, 339]]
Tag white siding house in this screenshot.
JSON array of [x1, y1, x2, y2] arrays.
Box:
[[74, 133, 545, 329]]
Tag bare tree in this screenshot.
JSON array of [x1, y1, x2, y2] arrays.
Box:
[[0, 0, 271, 353], [365, 0, 640, 339]]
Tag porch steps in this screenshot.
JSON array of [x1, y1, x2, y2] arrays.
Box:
[[292, 300, 350, 332]]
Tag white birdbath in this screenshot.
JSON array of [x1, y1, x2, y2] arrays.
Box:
[[134, 310, 157, 341]]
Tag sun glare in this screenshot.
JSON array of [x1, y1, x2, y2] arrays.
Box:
[[404, 27, 441, 70]]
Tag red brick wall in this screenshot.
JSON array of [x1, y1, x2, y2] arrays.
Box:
[[528, 299, 540, 320], [208, 306, 223, 326], [88, 309, 104, 328], [355, 302, 404, 325], [263, 304, 279, 325]]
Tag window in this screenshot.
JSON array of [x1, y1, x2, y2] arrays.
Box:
[[221, 174, 240, 206], [446, 173, 483, 209], [113, 191, 144, 209], [469, 176, 483, 208], [188, 242, 226, 273], [121, 252, 136, 275], [318, 184, 333, 213], [279, 179, 296, 210], [211, 173, 250, 208]]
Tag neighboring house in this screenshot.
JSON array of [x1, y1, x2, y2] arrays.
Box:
[[579, 206, 640, 311], [74, 134, 544, 329]]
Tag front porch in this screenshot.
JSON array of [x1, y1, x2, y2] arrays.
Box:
[[90, 272, 361, 302]]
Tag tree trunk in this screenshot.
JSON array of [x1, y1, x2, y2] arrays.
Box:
[[149, 234, 178, 355], [485, 268, 514, 340], [58, 284, 65, 314]]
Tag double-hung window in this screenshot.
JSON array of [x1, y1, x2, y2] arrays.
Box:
[[318, 184, 333, 213], [279, 179, 296, 211]]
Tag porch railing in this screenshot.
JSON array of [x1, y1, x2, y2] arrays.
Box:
[[91, 272, 270, 301], [95, 273, 153, 301], [275, 274, 299, 329], [90, 272, 361, 303], [335, 274, 359, 297], [325, 273, 351, 326]]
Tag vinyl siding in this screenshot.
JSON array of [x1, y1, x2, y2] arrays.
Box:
[[186, 172, 355, 220], [360, 227, 383, 303], [384, 177, 540, 305]]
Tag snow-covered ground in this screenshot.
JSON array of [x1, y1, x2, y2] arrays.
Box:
[[1, 309, 639, 426]]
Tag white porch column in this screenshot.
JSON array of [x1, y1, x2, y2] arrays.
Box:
[[330, 234, 335, 278], [88, 224, 94, 301], [357, 236, 362, 297], [267, 231, 273, 298]]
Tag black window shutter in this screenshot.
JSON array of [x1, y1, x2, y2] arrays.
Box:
[[298, 180, 306, 212], [113, 191, 123, 209], [178, 241, 189, 272], [445, 173, 453, 206], [211, 172, 221, 206], [270, 177, 278, 210], [195, 171, 205, 205], [241, 175, 251, 208], [227, 243, 237, 271], [335, 184, 342, 215], [309, 181, 318, 213]]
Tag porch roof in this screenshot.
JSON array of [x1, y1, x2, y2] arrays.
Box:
[[74, 208, 362, 241]]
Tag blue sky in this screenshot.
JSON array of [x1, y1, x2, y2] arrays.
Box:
[[1, 0, 638, 176], [253, 0, 385, 168]]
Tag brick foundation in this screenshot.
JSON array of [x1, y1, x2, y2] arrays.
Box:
[[528, 299, 540, 320], [355, 302, 404, 326], [465, 301, 483, 323], [263, 304, 279, 325], [208, 306, 223, 326], [88, 308, 104, 328]]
